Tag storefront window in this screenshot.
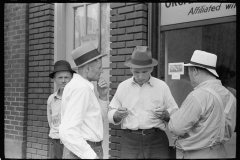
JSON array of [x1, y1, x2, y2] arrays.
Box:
[[74, 3, 100, 49], [163, 22, 236, 108]]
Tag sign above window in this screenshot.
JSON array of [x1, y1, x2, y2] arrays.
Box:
[[161, 3, 236, 26]]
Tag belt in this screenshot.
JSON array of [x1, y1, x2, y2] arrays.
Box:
[[51, 138, 63, 144], [86, 140, 102, 146], [124, 128, 162, 135]]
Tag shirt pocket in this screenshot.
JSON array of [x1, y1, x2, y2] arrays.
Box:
[[51, 112, 61, 126]]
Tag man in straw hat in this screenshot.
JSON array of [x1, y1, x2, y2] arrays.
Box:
[[108, 46, 179, 159], [59, 42, 109, 159], [168, 50, 236, 158], [47, 60, 76, 158]]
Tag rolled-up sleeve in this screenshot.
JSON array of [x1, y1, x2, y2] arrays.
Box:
[[168, 94, 202, 136], [164, 84, 179, 115], [108, 87, 122, 125], [59, 88, 96, 159]]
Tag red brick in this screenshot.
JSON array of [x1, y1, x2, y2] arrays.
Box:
[[32, 121, 43, 127], [26, 153, 32, 158], [126, 40, 147, 47], [118, 34, 134, 41], [110, 83, 120, 89], [33, 109, 43, 115], [32, 154, 42, 159], [110, 42, 125, 49], [134, 33, 147, 39], [110, 89, 115, 95], [110, 3, 126, 9], [27, 126, 38, 132], [110, 28, 126, 35], [109, 136, 122, 144], [27, 147, 37, 154], [118, 6, 134, 14], [110, 36, 118, 42], [126, 26, 147, 33], [37, 137, 49, 144], [110, 9, 118, 16], [110, 76, 117, 82], [117, 62, 128, 69], [110, 69, 125, 76], [27, 136, 37, 143], [42, 144, 48, 151], [110, 55, 125, 62], [37, 149, 48, 156], [110, 50, 117, 55], [110, 63, 117, 69], [109, 143, 116, 149], [32, 142, 42, 149]]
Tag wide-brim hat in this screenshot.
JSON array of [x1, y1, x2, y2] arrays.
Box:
[[184, 50, 219, 77], [124, 46, 158, 68], [71, 42, 107, 70], [49, 60, 76, 79]]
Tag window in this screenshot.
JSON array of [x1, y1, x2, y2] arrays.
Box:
[[74, 3, 100, 50]]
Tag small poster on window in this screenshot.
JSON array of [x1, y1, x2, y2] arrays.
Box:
[[168, 62, 184, 76]]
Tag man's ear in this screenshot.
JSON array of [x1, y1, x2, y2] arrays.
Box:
[[192, 67, 199, 76]]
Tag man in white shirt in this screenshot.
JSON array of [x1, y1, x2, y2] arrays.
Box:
[[59, 42, 109, 159], [47, 60, 76, 158], [108, 46, 179, 159]]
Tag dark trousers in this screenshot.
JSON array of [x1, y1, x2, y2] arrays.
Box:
[[48, 138, 64, 159], [62, 141, 103, 159], [121, 129, 169, 159]]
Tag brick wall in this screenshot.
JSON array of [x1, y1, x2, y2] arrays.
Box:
[[4, 3, 29, 158], [26, 3, 54, 159], [109, 3, 148, 158]]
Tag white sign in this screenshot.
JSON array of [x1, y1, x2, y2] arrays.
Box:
[[161, 3, 236, 26], [172, 74, 180, 79], [168, 63, 184, 75]]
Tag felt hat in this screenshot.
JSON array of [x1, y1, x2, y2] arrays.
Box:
[[49, 60, 76, 79], [124, 46, 158, 68], [184, 50, 219, 77], [71, 42, 107, 69]]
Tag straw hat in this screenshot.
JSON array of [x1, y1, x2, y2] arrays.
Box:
[[71, 42, 107, 69], [184, 50, 219, 77], [124, 46, 158, 68]]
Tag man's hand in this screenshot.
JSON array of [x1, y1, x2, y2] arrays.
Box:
[[153, 107, 170, 122], [113, 107, 129, 123], [97, 77, 109, 101], [94, 155, 99, 159]]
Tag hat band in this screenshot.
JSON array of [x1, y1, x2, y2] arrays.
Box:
[[190, 61, 216, 70], [131, 58, 152, 66], [74, 49, 100, 66]]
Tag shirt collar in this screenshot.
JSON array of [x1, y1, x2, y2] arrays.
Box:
[[131, 76, 154, 87], [73, 73, 94, 91], [194, 79, 222, 90], [54, 88, 62, 100]]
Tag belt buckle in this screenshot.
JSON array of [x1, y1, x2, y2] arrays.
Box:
[[141, 130, 146, 135]]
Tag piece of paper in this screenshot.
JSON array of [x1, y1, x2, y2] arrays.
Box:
[[172, 74, 180, 79], [168, 62, 184, 75]]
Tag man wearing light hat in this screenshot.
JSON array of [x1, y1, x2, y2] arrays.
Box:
[[108, 46, 179, 159], [168, 50, 236, 158], [47, 60, 76, 158], [59, 42, 109, 159]]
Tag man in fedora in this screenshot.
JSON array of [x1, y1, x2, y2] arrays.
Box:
[[47, 60, 76, 158], [59, 42, 109, 159], [108, 46, 179, 159], [168, 50, 236, 158]]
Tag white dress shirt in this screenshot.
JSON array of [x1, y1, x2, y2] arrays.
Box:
[[59, 73, 108, 159], [108, 76, 178, 131]]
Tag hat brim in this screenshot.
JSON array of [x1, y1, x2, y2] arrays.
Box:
[[72, 53, 107, 70], [49, 70, 76, 79], [124, 58, 158, 68], [184, 63, 219, 77]]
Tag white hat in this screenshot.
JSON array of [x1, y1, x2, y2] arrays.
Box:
[[184, 50, 219, 77], [71, 42, 107, 69]]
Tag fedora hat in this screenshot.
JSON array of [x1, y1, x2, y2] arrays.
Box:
[[71, 42, 107, 69], [124, 46, 158, 68], [49, 60, 76, 79], [184, 50, 219, 77]]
